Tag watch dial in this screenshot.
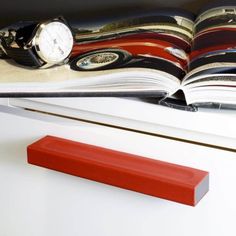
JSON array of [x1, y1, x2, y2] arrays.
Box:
[[37, 21, 73, 63]]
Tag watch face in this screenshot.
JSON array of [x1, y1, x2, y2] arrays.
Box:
[[36, 21, 73, 63]]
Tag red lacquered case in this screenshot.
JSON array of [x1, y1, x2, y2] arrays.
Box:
[[27, 135, 209, 206]]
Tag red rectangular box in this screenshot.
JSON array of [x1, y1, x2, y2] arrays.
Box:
[[27, 135, 209, 206]]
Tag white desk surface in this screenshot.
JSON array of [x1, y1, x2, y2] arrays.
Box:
[[0, 103, 236, 236]]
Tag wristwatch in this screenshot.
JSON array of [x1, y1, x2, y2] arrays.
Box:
[[0, 17, 74, 68]]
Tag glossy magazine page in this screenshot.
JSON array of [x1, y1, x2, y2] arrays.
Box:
[[0, 8, 193, 97], [182, 2, 236, 107]]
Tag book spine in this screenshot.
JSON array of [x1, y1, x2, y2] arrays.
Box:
[[27, 135, 209, 206]]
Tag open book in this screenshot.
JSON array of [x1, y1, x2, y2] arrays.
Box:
[[1, 2, 236, 111]]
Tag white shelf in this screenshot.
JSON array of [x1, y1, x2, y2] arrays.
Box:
[[8, 97, 236, 150], [0, 104, 236, 236]]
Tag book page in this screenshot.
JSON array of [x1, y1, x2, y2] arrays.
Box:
[[0, 59, 181, 96], [0, 9, 194, 96], [182, 3, 236, 106], [71, 9, 193, 82]]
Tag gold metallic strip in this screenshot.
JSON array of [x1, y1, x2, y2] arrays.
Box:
[[25, 108, 236, 153]]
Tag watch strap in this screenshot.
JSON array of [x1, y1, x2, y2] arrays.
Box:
[[1, 39, 43, 68], [15, 23, 38, 47]]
